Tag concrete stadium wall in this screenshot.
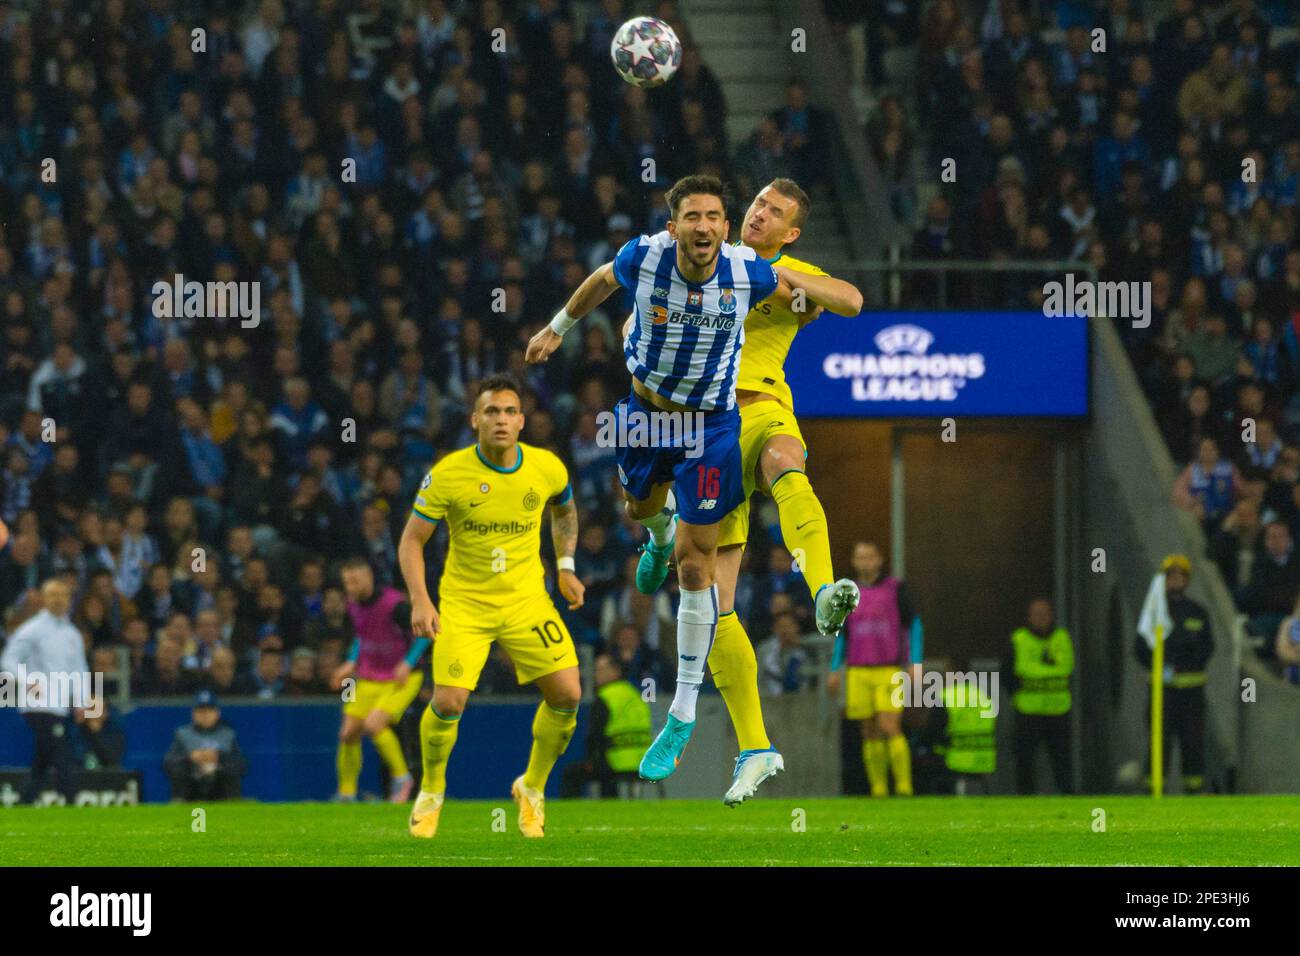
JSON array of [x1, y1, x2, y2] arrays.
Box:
[[1078, 317, 1300, 792]]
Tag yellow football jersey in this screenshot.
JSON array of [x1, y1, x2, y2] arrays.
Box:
[[734, 252, 829, 411], [411, 442, 571, 600]]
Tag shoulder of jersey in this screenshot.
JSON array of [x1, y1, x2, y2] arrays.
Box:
[[643, 230, 673, 251], [724, 241, 760, 263], [775, 253, 828, 276], [430, 445, 475, 474], [520, 441, 565, 472]]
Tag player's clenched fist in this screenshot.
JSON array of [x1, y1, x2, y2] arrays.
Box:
[[525, 326, 563, 364], [558, 569, 585, 610], [411, 597, 441, 638]]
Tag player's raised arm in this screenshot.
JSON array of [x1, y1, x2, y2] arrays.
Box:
[[773, 264, 864, 318], [549, 492, 585, 610], [525, 261, 621, 364], [398, 511, 441, 637]]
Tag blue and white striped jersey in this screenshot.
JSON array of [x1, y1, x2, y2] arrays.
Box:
[[614, 231, 779, 411]]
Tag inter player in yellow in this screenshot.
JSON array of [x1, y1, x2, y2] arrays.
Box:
[[399, 374, 586, 838], [700, 179, 866, 803]]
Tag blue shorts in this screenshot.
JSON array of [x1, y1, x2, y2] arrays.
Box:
[[613, 391, 744, 525]]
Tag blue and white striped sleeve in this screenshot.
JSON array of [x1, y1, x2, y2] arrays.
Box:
[[612, 236, 644, 290]]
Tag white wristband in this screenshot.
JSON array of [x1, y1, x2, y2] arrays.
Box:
[[549, 308, 578, 336], [556, 556, 576, 573]]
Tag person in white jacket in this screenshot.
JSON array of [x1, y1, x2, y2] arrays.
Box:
[[0, 578, 90, 804]]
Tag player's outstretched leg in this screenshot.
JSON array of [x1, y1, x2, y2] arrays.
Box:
[[635, 490, 677, 594], [410, 700, 461, 838], [641, 529, 717, 780], [767, 462, 859, 636], [709, 608, 784, 804]]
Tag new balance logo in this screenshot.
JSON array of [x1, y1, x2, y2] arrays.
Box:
[[681, 655, 698, 662], [698, 499, 717, 511]]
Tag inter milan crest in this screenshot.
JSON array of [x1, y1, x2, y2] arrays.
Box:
[[523, 489, 541, 510]]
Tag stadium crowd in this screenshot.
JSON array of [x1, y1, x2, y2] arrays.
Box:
[[832, 0, 1300, 677], [0, 0, 821, 708]]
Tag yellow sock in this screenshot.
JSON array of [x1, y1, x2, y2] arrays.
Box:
[[865, 739, 889, 797], [771, 470, 835, 599], [336, 741, 362, 797], [371, 726, 409, 779], [419, 705, 460, 794], [523, 702, 577, 791], [887, 733, 913, 796], [708, 611, 771, 752]]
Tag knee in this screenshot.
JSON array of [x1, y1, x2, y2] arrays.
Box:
[[676, 554, 713, 591], [762, 453, 806, 491], [339, 724, 360, 744], [547, 691, 581, 713], [363, 711, 390, 736], [431, 691, 466, 719]]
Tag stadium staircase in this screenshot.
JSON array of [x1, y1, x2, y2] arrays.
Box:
[[680, 0, 903, 280], [1083, 317, 1300, 793]]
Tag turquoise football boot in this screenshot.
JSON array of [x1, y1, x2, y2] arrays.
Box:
[[635, 514, 677, 594], [639, 713, 695, 780]]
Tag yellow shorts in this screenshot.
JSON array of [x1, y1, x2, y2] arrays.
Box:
[[343, 672, 425, 721], [434, 591, 578, 690], [717, 399, 807, 549], [844, 666, 904, 720]]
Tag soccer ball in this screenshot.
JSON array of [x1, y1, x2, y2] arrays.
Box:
[[610, 16, 682, 88]]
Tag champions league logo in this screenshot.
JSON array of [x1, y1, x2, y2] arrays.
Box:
[[822, 323, 986, 402]]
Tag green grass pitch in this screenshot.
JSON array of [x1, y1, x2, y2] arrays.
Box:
[[4, 796, 1295, 866]]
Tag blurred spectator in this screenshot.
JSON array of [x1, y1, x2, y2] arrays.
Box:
[[757, 611, 812, 696], [285, 647, 323, 696], [75, 697, 127, 770], [163, 691, 247, 801], [1240, 520, 1300, 641], [1172, 436, 1245, 532], [1275, 594, 1300, 684]]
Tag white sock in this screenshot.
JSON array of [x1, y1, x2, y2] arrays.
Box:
[[640, 489, 677, 548], [669, 583, 716, 722], [669, 680, 700, 723]]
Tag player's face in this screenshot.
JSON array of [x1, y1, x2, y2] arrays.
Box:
[[473, 389, 525, 451], [741, 187, 801, 251], [668, 194, 728, 270], [340, 565, 373, 601], [852, 543, 883, 579]]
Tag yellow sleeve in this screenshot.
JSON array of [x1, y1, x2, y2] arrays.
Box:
[[779, 255, 830, 278], [543, 450, 573, 504], [412, 462, 451, 523]]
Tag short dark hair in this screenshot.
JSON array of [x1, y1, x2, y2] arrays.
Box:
[[666, 174, 729, 219], [476, 373, 522, 402], [339, 556, 373, 574], [767, 178, 811, 229]]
